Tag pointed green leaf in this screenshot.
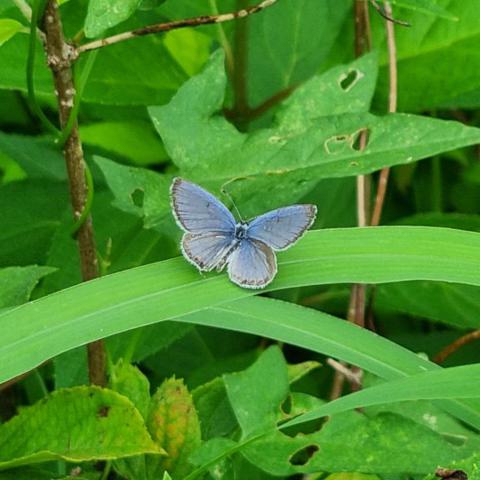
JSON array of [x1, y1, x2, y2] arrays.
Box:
[[0, 265, 55, 308]]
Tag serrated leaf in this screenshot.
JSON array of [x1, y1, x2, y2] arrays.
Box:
[[0, 386, 163, 470], [111, 360, 150, 419], [85, 0, 143, 38], [146, 378, 201, 479], [0, 265, 55, 308]]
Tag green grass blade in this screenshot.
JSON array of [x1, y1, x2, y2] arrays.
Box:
[[1, 226, 480, 386]]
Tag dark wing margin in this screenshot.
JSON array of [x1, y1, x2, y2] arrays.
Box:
[[247, 204, 317, 251], [227, 239, 277, 289], [170, 178, 236, 234]]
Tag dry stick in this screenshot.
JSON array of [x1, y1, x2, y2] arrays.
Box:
[[232, 0, 250, 121], [434, 330, 480, 364], [76, 0, 279, 55], [330, 0, 372, 400], [370, 1, 397, 227], [42, 0, 106, 387]]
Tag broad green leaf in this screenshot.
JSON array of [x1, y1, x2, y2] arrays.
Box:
[[80, 121, 168, 166], [387, 0, 457, 20], [0, 132, 66, 181], [287, 361, 321, 384], [223, 346, 289, 437], [94, 156, 172, 230], [0, 386, 163, 470], [0, 19, 26, 47], [111, 360, 150, 419], [242, 413, 468, 475], [164, 29, 212, 77], [245, 0, 352, 107], [0, 265, 55, 308], [0, 180, 68, 266], [2, 226, 480, 385], [193, 377, 238, 440], [85, 0, 143, 38], [149, 50, 480, 218], [376, 281, 480, 329], [0, 35, 187, 106], [194, 350, 472, 476], [54, 347, 89, 389], [159, 0, 351, 108], [373, 0, 480, 110]]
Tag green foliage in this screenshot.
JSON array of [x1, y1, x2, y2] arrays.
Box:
[[0, 18, 26, 46], [1, 0, 480, 478], [85, 0, 143, 38], [0, 387, 163, 470]]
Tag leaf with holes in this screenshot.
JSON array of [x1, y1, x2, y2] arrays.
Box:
[[0, 265, 55, 309], [147, 50, 480, 221], [0, 386, 164, 470]]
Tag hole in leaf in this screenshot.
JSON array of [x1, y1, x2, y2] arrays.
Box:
[[131, 188, 145, 208], [289, 444, 319, 466], [281, 394, 292, 415], [97, 405, 110, 418], [339, 69, 361, 91], [352, 128, 370, 151], [324, 134, 350, 155], [436, 469, 468, 480]]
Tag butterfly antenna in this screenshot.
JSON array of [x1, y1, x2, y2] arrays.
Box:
[[221, 184, 244, 222]]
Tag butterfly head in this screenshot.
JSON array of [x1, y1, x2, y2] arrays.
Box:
[[234, 222, 249, 240]]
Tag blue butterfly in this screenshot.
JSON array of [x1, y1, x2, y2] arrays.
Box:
[[170, 178, 317, 289]]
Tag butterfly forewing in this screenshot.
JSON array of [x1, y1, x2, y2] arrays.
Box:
[[171, 178, 236, 234], [227, 239, 277, 289], [247, 205, 317, 251]]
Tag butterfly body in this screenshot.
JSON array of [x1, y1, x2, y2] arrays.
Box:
[[171, 178, 316, 289]]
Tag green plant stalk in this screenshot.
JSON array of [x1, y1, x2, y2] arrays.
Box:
[[208, 0, 235, 75], [56, 50, 98, 147]]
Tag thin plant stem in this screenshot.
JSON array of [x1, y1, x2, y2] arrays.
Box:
[[331, 0, 372, 400], [434, 330, 480, 364], [56, 50, 98, 147], [370, 0, 397, 226], [42, 0, 106, 386], [76, 0, 279, 55], [208, 0, 235, 76]]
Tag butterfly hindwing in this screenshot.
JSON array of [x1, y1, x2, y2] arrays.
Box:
[[181, 232, 235, 272], [247, 205, 317, 251], [171, 178, 236, 234], [227, 239, 277, 289]]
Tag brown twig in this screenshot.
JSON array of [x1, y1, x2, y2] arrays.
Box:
[[76, 0, 279, 55], [42, 0, 106, 387], [369, 0, 411, 26], [370, 1, 397, 227], [327, 359, 363, 388], [331, 0, 372, 400], [434, 330, 480, 364]]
